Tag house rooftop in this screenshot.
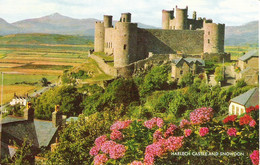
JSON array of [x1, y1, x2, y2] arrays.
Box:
[[172, 57, 205, 66], [230, 87, 259, 107], [239, 49, 259, 61]]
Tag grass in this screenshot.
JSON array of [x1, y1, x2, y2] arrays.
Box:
[[2, 74, 57, 85], [0, 85, 36, 104]]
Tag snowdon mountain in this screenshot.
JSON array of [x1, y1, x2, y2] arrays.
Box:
[[0, 13, 156, 36], [0, 13, 258, 46]]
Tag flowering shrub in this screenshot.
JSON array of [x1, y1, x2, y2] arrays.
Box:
[[110, 120, 132, 131], [223, 115, 237, 123], [110, 130, 123, 140], [130, 161, 144, 165], [249, 120, 256, 127], [190, 107, 214, 125], [164, 124, 177, 138], [199, 127, 209, 137], [94, 154, 108, 165], [250, 150, 259, 165], [144, 117, 164, 129], [239, 114, 253, 125], [180, 119, 190, 128], [89, 106, 258, 165], [184, 129, 192, 137], [227, 128, 237, 137]]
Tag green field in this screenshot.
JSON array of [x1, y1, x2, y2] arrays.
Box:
[[225, 45, 258, 60], [0, 33, 95, 103]]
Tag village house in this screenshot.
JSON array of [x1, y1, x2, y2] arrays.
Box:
[[9, 93, 30, 106], [171, 57, 205, 80], [228, 87, 259, 115], [236, 49, 259, 85], [0, 104, 65, 161]]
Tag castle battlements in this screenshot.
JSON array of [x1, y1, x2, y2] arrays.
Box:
[[94, 5, 227, 74]]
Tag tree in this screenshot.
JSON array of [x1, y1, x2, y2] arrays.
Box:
[[139, 65, 170, 97], [33, 85, 82, 120], [40, 77, 48, 87], [178, 72, 193, 87], [214, 66, 224, 83]]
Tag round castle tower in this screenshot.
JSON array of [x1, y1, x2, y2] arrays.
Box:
[[162, 10, 174, 29], [203, 20, 225, 54], [120, 13, 131, 22], [114, 15, 137, 68], [94, 21, 105, 52], [104, 15, 113, 28], [175, 6, 188, 30]]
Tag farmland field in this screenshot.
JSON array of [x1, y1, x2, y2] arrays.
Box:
[[0, 33, 94, 103], [225, 45, 258, 60]]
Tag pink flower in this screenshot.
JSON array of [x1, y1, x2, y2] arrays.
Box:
[[110, 130, 123, 140], [227, 128, 237, 137], [94, 154, 108, 165], [100, 140, 116, 154], [180, 119, 190, 128], [165, 136, 184, 151], [184, 129, 192, 137], [130, 161, 144, 165], [190, 107, 214, 125], [144, 118, 157, 129], [144, 153, 154, 165], [110, 120, 132, 131], [89, 146, 100, 156], [95, 135, 107, 148], [153, 130, 163, 141], [164, 124, 177, 138], [199, 127, 209, 137], [145, 140, 166, 157], [250, 150, 259, 165], [156, 118, 164, 128], [249, 120, 256, 127], [109, 144, 126, 159]]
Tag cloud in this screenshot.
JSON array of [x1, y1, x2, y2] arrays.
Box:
[[0, 0, 258, 26]]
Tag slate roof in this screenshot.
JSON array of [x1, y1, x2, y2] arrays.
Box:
[[230, 88, 259, 107], [66, 117, 79, 123], [239, 49, 259, 61], [172, 58, 205, 66], [1, 116, 58, 158]]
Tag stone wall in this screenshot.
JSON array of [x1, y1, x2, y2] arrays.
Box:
[[136, 29, 204, 60], [89, 55, 117, 77]]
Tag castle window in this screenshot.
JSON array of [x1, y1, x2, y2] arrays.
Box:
[[124, 44, 127, 50], [208, 31, 210, 35], [208, 39, 210, 44], [123, 18, 125, 22], [180, 70, 183, 75]]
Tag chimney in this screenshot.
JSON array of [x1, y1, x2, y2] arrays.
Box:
[[52, 105, 62, 127], [24, 102, 34, 121]]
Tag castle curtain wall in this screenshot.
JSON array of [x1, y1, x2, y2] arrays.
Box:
[[137, 29, 204, 58]]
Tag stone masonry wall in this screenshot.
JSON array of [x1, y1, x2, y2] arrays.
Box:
[[136, 29, 204, 60], [89, 55, 117, 77]]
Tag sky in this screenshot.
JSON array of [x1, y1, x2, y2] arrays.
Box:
[[0, 0, 259, 27]]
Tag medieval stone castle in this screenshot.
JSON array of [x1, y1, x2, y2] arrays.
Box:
[[94, 5, 229, 77]]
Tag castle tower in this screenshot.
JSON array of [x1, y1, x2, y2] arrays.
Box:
[[203, 21, 225, 54], [104, 15, 113, 28], [113, 19, 137, 67], [94, 21, 105, 52], [162, 10, 174, 29], [120, 13, 131, 22], [192, 11, 197, 20], [175, 6, 188, 30]]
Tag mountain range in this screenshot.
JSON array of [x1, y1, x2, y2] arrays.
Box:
[[0, 13, 258, 46]]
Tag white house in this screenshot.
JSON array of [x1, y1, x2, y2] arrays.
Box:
[[9, 93, 30, 106], [229, 88, 259, 115]]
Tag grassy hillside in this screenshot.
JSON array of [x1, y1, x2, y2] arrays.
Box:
[[0, 33, 93, 45]]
